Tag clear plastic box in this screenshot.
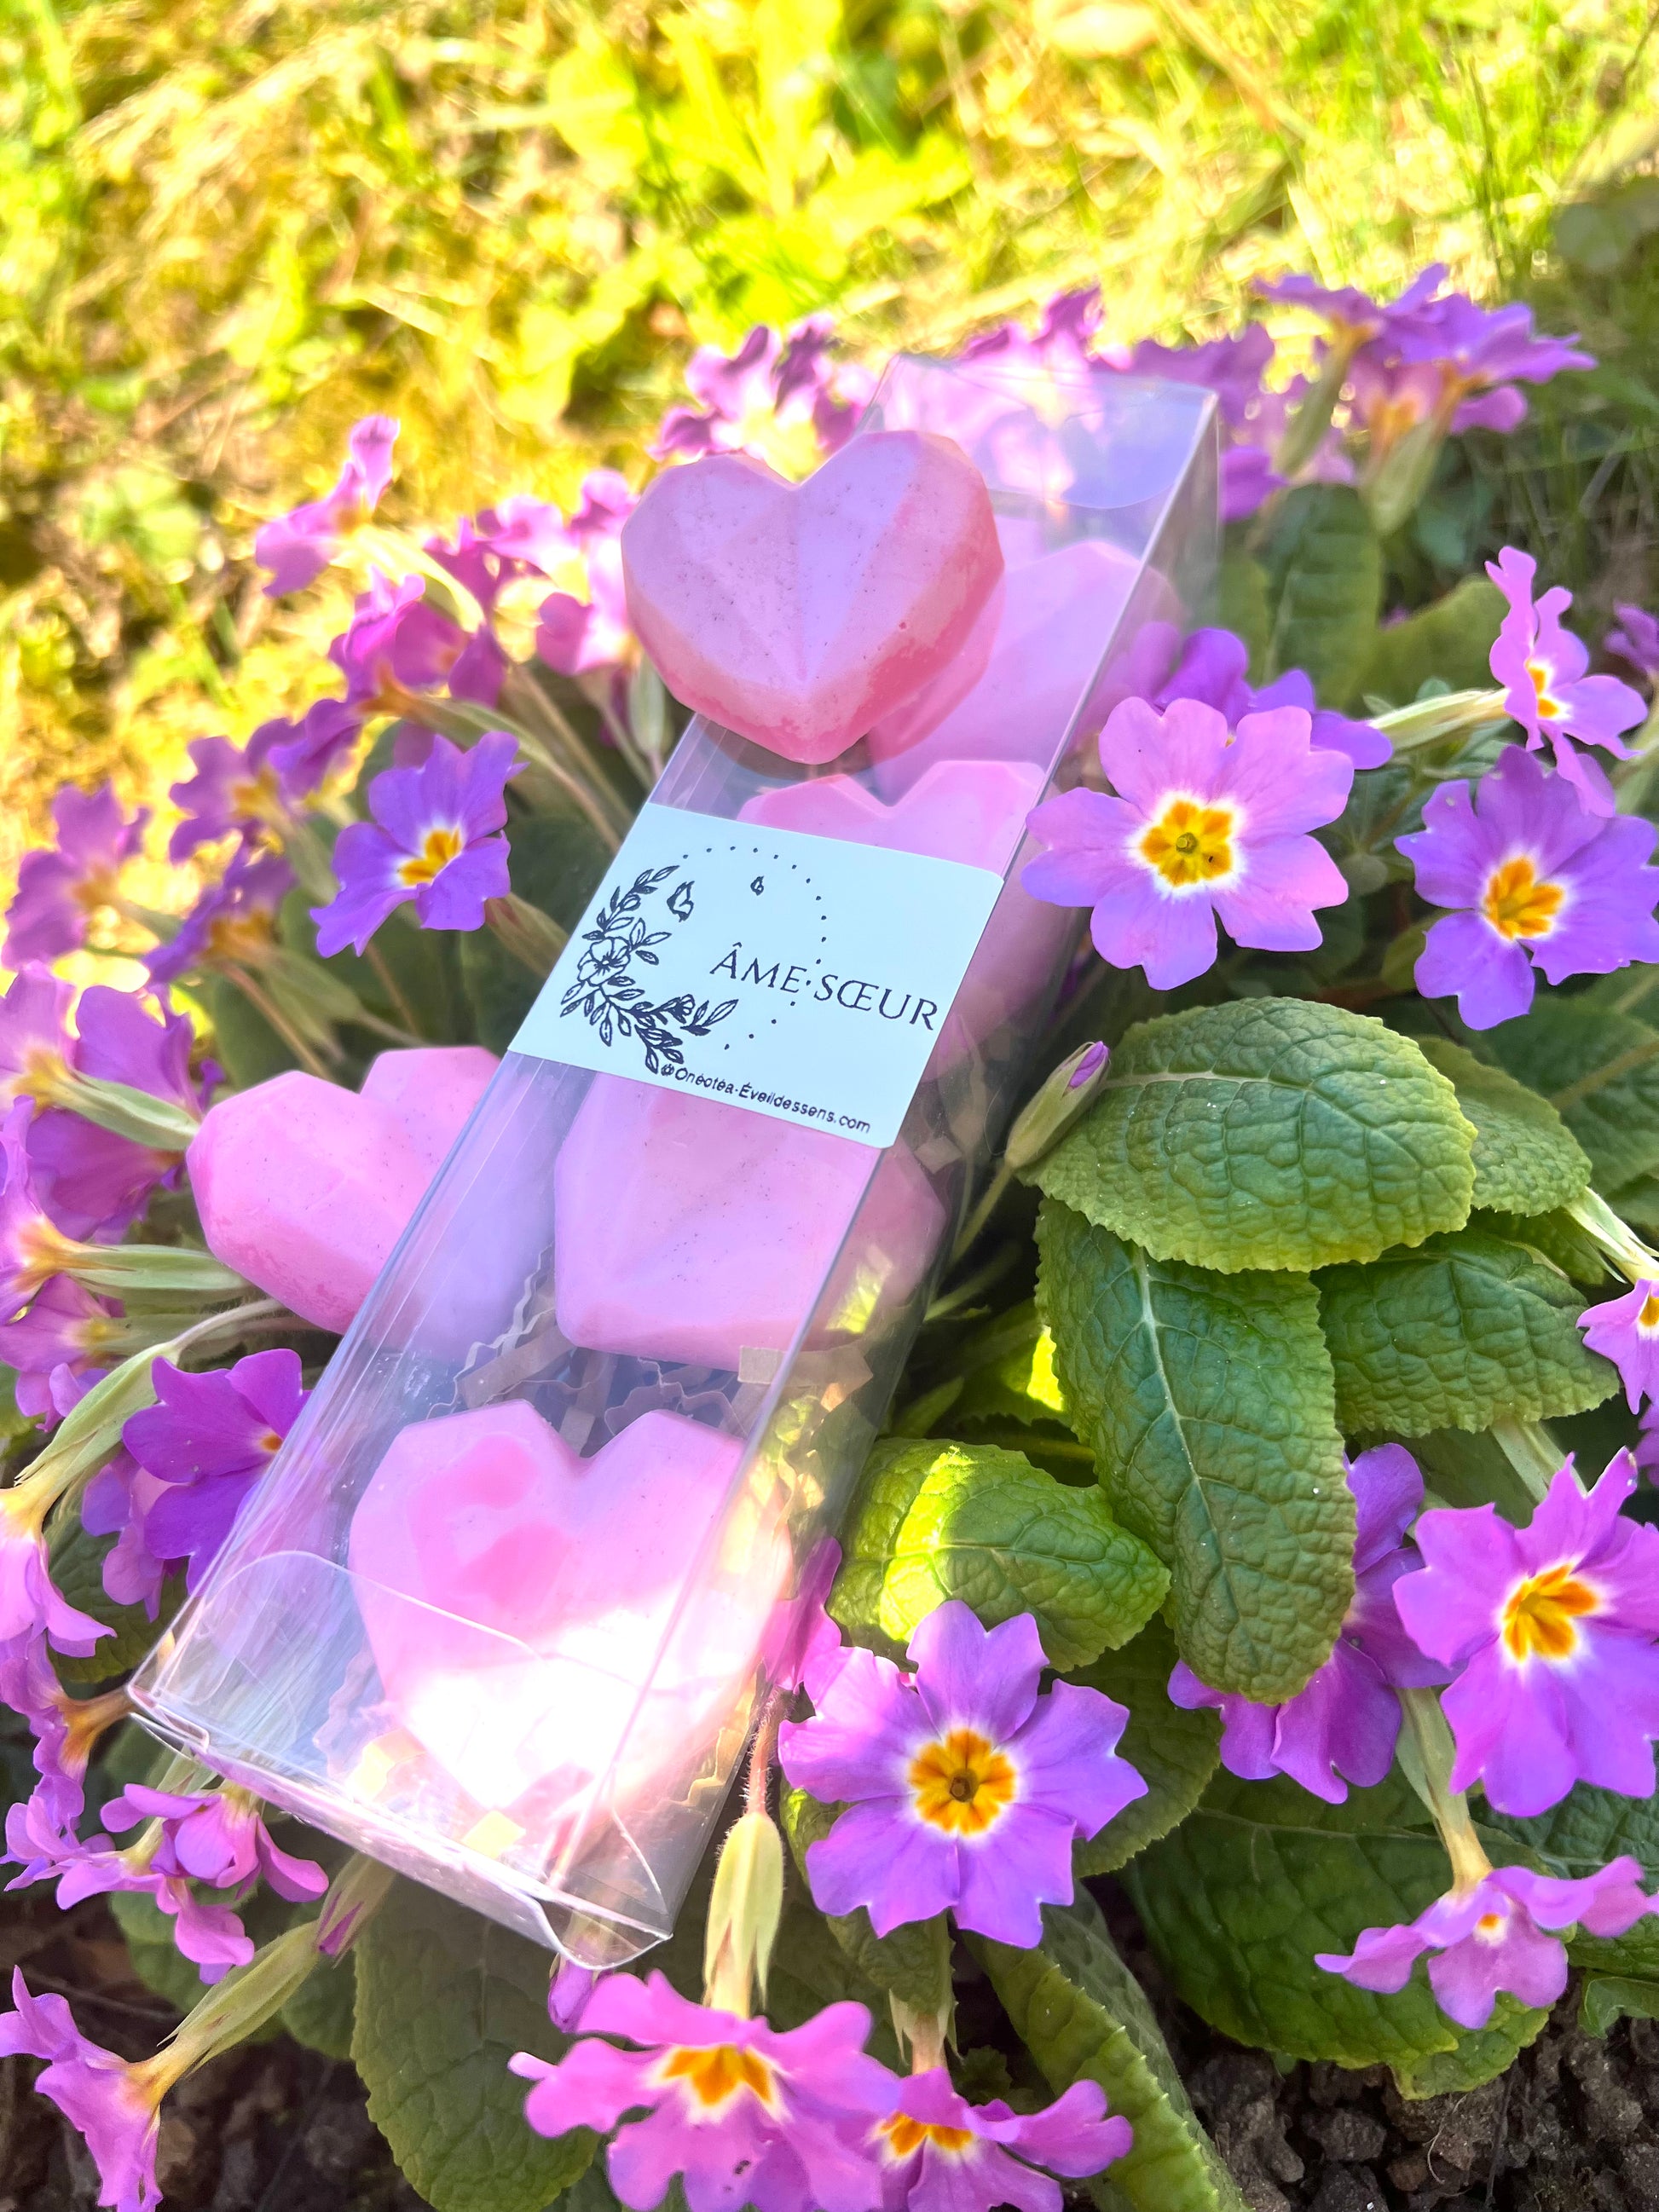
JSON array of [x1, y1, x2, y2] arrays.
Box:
[[132, 355, 1218, 1964]]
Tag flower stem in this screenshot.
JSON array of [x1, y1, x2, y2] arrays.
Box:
[[223, 966, 335, 1079], [365, 941, 425, 1038], [1565, 1188, 1658, 1285], [1488, 1418, 1562, 1504], [1396, 1687, 1491, 1894]]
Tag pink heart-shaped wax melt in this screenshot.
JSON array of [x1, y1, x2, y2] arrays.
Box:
[[868, 540, 1140, 794], [552, 1078, 945, 1371], [359, 1045, 498, 1174], [620, 432, 1004, 764], [349, 1402, 759, 1810]]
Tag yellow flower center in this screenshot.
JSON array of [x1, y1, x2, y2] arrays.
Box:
[[1527, 658, 1564, 722], [909, 1726, 1017, 1836], [229, 767, 284, 823], [1501, 1564, 1599, 1663], [205, 911, 277, 964], [879, 2114, 979, 2161], [1481, 856, 1564, 942], [1641, 1293, 1659, 1334], [9, 1215, 76, 1308], [397, 825, 465, 887], [658, 2043, 779, 2115], [1138, 797, 1237, 890], [1475, 1910, 1508, 1941], [7, 1044, 73, 1112]]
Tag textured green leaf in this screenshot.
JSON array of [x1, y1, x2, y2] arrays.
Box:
[[110, 1886, 213, 2013], [971, 1891, 1248, 2212], [1471, 1205, 1611, 1285], [353, 1880, 595, 2212], [1026, 1000, 1475, 1275], [1356, 575, 1506, 705], [281, 1952, 356, 2059], [1068, 1617, 1220, 1874], [830, 1435, 1168, 1671], [951, 1302, 1072, 1429], [1038, 1202, 1352, 1701], [781, 1789, 952, 2011], [1416, 1038, 1590, 1214], [1316, 1228, 1617, 1435], [1608, 1171, 1659, 1234], [1258, 483, 1383, 707], [48, 1520, 180, 1687], [1483, 1001, 1659, 1193], [1213, 547, 1270, 676], [762, 1887, 904, 2068], [1487, 1785, 1659, 1984], [1581, 1976, 1659, 2036], [1124, 1774, 1547, 2088], [460, 811, 611, 1052]]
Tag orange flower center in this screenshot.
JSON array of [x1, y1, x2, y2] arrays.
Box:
[[1475, 1910, 1508, 1940], [1641, 1294, 1659, 1334], [880, 2114, 979, 2161], [909, 1726, 1017, 1837], [205, 911, 278, 964], [397, 825, 465, 887], [658, 2043, 779, 2115], [1139, 796, 1237, 889], [1481, 856, 1564, 942], [1527, 658, 1564, 722], [1501, 1564, 1599, 1662]]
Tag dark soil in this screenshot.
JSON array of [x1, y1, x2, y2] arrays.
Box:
[[7, 1880, 1659, 2212]]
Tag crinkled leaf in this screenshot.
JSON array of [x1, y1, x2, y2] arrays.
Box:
[[781, 1788, 952, 2012], [829, 1435, 1168, 1671], [951, 1302, 1071, 1429], [1068, 1616, 1220, 1874], [1486, 1785, 1659, 1984], [48, 1520, 181, 1688], [1581, 1976, 1659, 2036], [110, 1886, 214, 2014], [1258, 483, 1383, 708], [1472, 1205, 1611, 1285], [1316, 1228, 1617, 1435], [1214, 547, 1270, 676], [970, 1891, 1249, 2212], [1416, 1038, 1590, 1215], [1123, 1774, 1548, 2089], [1038, 1202, 1352, 1701], [352, 1879, 595, 2212], [1356, 575, 1506, 704], [281, 1952, 356, 2059], [1026, 1000, 1475, 1275], [1483, 1001, 1659, 1194]]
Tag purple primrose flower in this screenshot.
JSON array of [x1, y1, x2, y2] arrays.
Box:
[[1023, 695, 1352, 991], [255, 415, 398, 594], [869, 2069, 1131, 2212], [1153, 625, 1390, 770], [1607, 603, 1659, 684], [512, 1972, 894, 2212], [122, 1349, 307, 1591], [1170, 1445, 1445, 1802], [1488, 547, 1646, 812], [1318, 1858, 1657, 2030], [311, 731, 516, 957], [1580, 1279, 1659, 1413], [777, 1602, 1144, 1949], [1257, 264, 1448, 347], [1391, 295, 1594, 434], [101, 1782, 327, 1901], [0, 1970, 168, 2212], [1397, 743, 1659, 1028], [3, 786, 149, 970], [1394, 1452, 1659, 1816], [0, 1274, 124, 1420], [330, 570, 506, 711], [144, 846, 294, 989]]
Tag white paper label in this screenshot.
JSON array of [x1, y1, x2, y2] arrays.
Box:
[[512, 802, 1004, 1146]]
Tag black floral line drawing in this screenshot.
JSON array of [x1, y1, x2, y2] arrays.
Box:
[[558, 862, 737, 1072]]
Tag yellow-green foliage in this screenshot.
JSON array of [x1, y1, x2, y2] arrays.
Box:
[[3, 0, 1656, 904]]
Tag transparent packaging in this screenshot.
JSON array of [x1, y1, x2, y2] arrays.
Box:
[[133, 355, 1218, 1963]]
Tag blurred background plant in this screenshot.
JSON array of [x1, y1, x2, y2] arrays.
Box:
[[4, 0, 1659, 934]]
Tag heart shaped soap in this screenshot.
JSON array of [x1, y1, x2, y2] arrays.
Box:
[[349, 1402, 761, 1810], [552, 1079, 945, 1371], [619, 432, 1003, 764]]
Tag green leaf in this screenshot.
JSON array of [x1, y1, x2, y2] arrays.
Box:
[[1124, 1774, 1547, 2088], [352, 1880, 595, 2212], [762, 1887, 904, 2069], [1026, 999, 1475, 1275], [1212, 547, 1270, 677], [110, 1886, 213, 2013], [1483, 1001, 1659, 1194], [1356, 576, 1506, 705], [1414, 1038, 1590, 1215], [1471, 1205, 1611, 1285], [1485, 1784, 1659, 1984], [1581, 1975, 1659, 2036], [460, 811, 612, 1053], [48, 1520, 180, 1688], [1607, 1171, 1659, 1234], [951, 1302, 1072, 1429], [1315, 1228, 1617, 1435], [1068, 1617, 1220, 1874], [829, 1435, 1169, 1671], [281, 1952, 356, 2059], [1038, 1203, 1352, 1702], [195, 971, 299, 1087], [780, 1789, 952, 2012], [1257, 483, 1383, 708], [970, 1891, 1249, 2212]]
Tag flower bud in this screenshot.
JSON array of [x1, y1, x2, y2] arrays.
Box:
[[1004, 1042, 1110, 1172], [702, 1810, 785, 2018]]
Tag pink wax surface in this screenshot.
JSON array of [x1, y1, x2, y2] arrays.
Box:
[[552, 1077, 945, 1371], [347, 1401, 772, 1812], [740, 757, 1070, 1061], [188, 1071, 438, 1335], [869, 540, 1140, 795], [619, 431, 1003, 765], [360, 1046, 498, 1174]]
